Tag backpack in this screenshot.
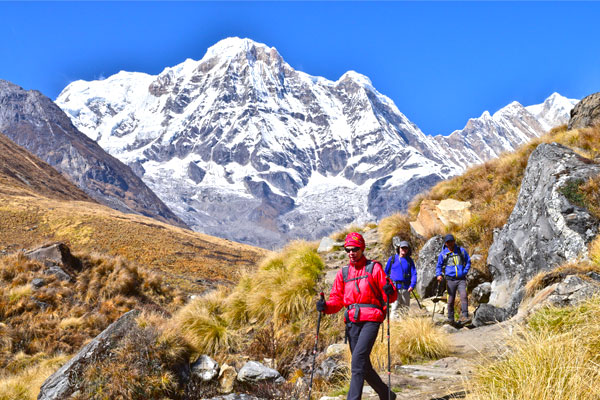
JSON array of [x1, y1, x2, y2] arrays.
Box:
[[341, 260, 385, 322]]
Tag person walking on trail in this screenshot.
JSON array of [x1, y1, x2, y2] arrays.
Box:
[[435, 234, 471, 324], [316, 232, 397, 400], [384, 241, 417, 318]]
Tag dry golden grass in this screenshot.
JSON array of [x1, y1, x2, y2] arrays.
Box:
[[0, 252, 182, 371], [369, 318, 450, 369], [0, 354, 69, 400], [524, 260, 600, 298], [378, 213, 423, 252], [331, 224, 364, 242], [0, 193, 269, 292], [468, 295, 600, 400], [172, 240, 326, 377]]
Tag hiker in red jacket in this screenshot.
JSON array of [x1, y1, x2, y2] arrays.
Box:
[[317, 232, 397, 400]]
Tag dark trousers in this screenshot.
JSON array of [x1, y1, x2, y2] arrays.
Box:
[[346, 321, 391, 400], [446, 278, 468, 320]]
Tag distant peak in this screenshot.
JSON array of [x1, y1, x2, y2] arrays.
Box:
[[203, 37, 277, 60], [339, 70, 373, 87]]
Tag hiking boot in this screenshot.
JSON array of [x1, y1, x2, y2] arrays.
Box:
[[458, 315, 471, 325], [443, 319, 455, 325]]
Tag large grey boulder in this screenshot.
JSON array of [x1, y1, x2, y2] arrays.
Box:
[[236, 361, 283, 384], [478, 143, 600, 323], [568, 92, 600, 130], [415, 235, 444, 298], [38, 310, 140, 400]]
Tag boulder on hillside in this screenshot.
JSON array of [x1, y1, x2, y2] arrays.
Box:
[[415, 235, 444, 298], [25, 242, 82, 275], [568, 92, 600, 130], [38, 310, 140, 400], [410, 199, 472, 239], [476, 143, 600, 324]]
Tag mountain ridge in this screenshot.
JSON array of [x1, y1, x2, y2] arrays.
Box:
[[56, 37, 578, 248], [0, 79, 188, 229]]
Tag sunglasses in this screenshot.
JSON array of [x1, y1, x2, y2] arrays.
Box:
[[344, 247, 361, 253]]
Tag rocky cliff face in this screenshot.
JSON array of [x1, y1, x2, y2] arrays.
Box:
[[0, 80, 187, 228], [475, 143, 600, 324], [55, 37, 577, 248]]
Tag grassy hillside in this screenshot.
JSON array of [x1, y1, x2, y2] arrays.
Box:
[[0, 132, 269, 291]]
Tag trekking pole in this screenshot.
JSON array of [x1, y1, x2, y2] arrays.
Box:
[[307, 292, 324, 400], [411, 290, 423, 309], [386, 279, 392, 400], [431, 280, 440, 322]]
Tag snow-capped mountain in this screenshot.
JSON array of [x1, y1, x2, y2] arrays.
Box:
[[0, 79, 188, 229], [56, 37, 577, 248]]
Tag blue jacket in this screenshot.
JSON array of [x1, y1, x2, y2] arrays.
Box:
[[385, 254, 417, 290], [436, 245, 471, 279]]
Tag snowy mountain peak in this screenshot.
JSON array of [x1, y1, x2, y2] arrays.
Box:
[[56, 38, 578, 248]]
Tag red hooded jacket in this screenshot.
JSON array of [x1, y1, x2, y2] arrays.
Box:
[[322, 256, 397, 323]]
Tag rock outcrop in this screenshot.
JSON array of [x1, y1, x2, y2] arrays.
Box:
[[568, 92, 600, 130], [415, 235, 445, 298], [410, 199, 472, 239], [475, 143, 600, 325], [38, 310, 140, 400]]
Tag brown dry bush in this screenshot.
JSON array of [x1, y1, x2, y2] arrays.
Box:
[[73, 321, 192, 400], [0, 250, 182, 372]]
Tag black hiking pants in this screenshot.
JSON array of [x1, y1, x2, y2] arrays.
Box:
[[346, 321, 393, 400], [446, 278, 468, 321]]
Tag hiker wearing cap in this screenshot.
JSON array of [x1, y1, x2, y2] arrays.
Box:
[[316, 232, 397, 400], [435, 234, 471, 324], [384, 240, 417, 318]]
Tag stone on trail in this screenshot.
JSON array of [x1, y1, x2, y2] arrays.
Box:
[[237, 360, 283, 384], [191, 354, 220, 381]]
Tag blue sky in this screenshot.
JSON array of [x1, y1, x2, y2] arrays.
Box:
[[1, 1, 599, 135]]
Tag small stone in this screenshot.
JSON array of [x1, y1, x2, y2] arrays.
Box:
[[31, 278, 46, 288], [191, 354, 219, 381]]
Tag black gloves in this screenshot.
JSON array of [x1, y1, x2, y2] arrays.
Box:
[[316, 298, 326, 312], [383, 282, 395, 296]]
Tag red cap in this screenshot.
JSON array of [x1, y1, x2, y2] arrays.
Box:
[[344, 232, 365, 249]]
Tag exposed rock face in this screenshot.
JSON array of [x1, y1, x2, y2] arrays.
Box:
[[568, 92, 600, 130], [56, 38, 577, 248], [415, 235, 445, 298], [37, 310, 140, 400], [0, 80, 187, 229], [477, 143, 600, 323]]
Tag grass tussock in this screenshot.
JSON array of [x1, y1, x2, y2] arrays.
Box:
[[330, 224, 364, 242], [0, 354, 69, 400], [173, 240, 326, 373], [370, 318, 450, 368], [378, 213, 425, 252], [468, 296, 600, 400]]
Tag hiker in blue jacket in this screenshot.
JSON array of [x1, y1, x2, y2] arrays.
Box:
[[436, 234, 471, 324], [385, 240, 417, 318]]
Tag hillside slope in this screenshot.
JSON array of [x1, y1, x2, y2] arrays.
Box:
[[0, 79, 188, 229], [0, 134, 269, 290]]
